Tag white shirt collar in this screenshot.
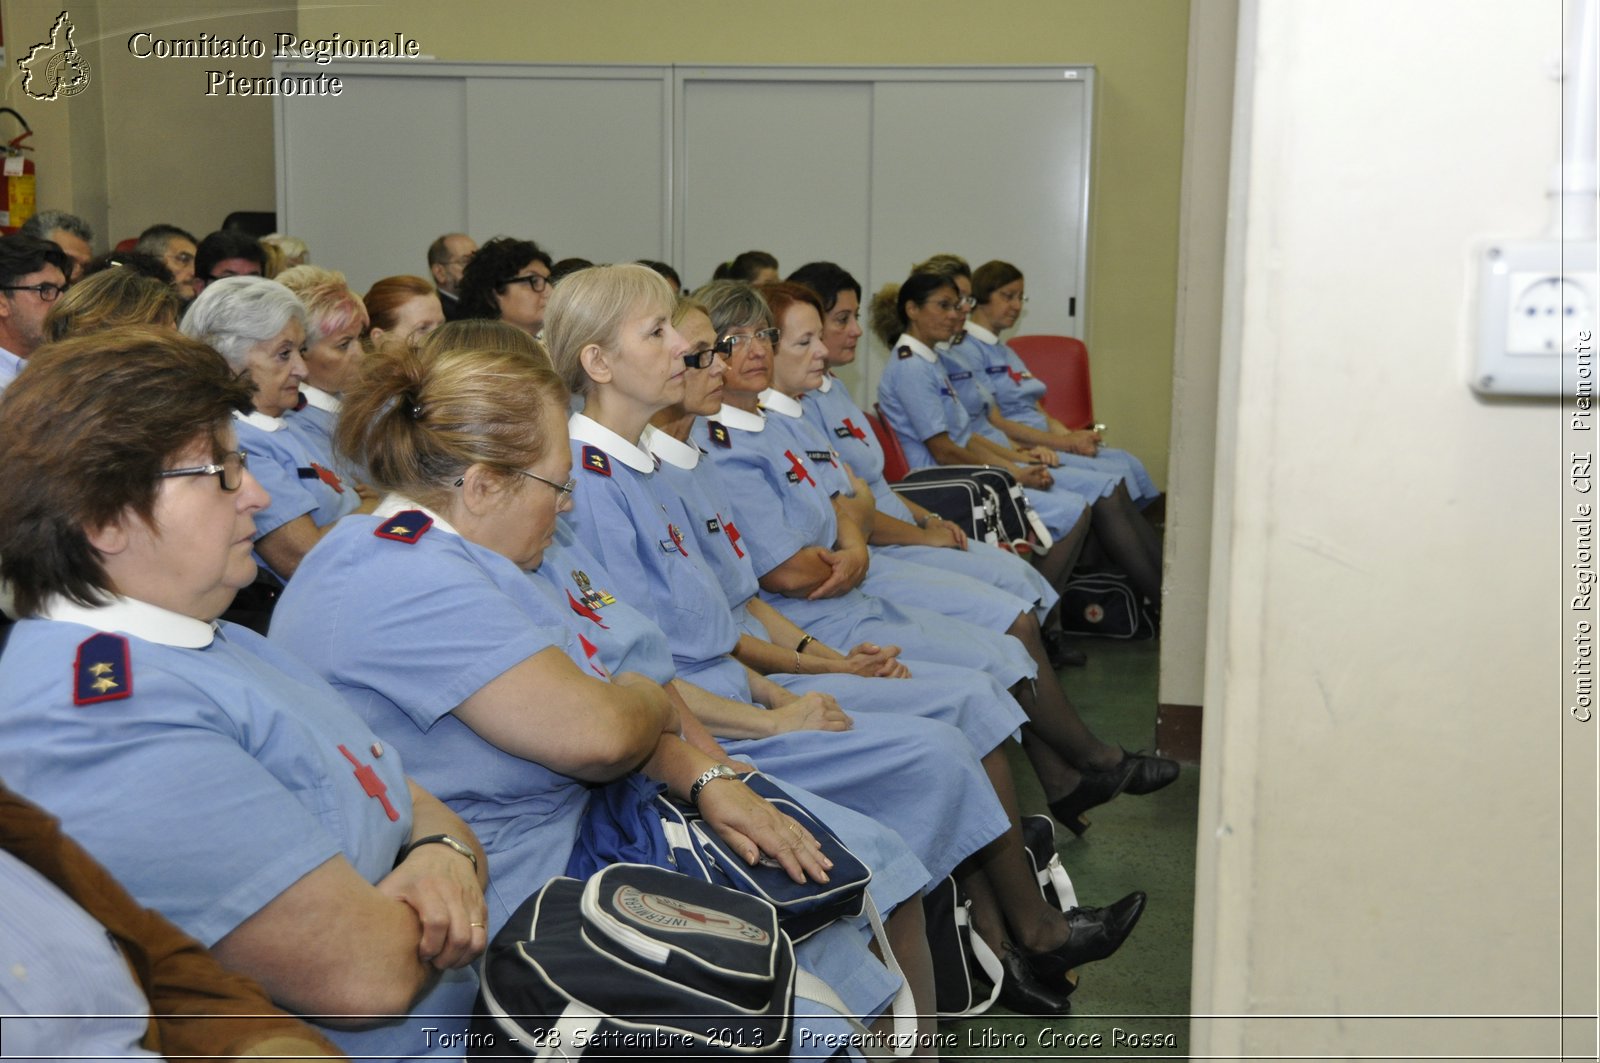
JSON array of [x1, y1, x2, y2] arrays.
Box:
[[0, 346, 23, 384], [757, 388, 804, 419], [895, 334, 939, 364], [643, 423, 700, 470], [299, 384, 341, 414], [39, 594, 216, 649], [568, 412, 655, 473], [963, 321, 999, 344], [817, 373, 836, 394], [233, 409, 284, 432], [716, 402, 766, 432], [374, 494, 463, 537]]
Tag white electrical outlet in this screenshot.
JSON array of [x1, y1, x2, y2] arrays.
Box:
[[1474, 240, 1599, 395]]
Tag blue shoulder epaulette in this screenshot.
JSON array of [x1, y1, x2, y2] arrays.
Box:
[[582, 445, 613, 477], [374, 509, 433, 543], [707, 421, 731, 448], [74, 632, 131, 706]]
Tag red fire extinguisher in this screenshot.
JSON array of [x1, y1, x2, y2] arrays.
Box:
[[0, 109, 37, 235]]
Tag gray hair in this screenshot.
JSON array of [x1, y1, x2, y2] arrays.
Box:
[[20, 209, 93, 243], [691, 280, 774, 336], [179, 276, 308, 372]]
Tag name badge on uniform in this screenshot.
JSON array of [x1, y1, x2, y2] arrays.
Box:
[[949, 370, 972, 381], [297, 462, 345, 494], [805, 449, 837, 466], [985, 365, 1009, 376]]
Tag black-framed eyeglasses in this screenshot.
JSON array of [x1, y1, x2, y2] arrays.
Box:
[[518, 467, 576, 498], [158, 451, 248, 492], [714, 327, 780, 355], [682, 343, 725, 370], [501, 272, 551, 294], [1, 282, 66, 302]]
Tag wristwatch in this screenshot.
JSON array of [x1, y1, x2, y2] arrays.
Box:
[[688, 764, 741, 808]]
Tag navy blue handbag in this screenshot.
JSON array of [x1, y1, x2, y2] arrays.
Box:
[[567, 771, 871, 943]]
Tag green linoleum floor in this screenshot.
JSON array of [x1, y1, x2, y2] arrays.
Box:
[[939, 637, 1199, 1060]]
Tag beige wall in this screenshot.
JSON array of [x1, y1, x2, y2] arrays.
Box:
[[0, 0, 289, 245], [297, 0, 1191, 487], [1158, 1, 1235, 710], [1192, 0, 1587, 1056]]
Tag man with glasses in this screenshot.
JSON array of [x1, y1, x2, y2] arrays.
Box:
[[426, 232, 477, 321], [0, 235, 71, 393], [135, 224, 201, 302]]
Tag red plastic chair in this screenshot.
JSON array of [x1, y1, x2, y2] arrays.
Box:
[[1006, 335, 1095, 430], [868, 405, 911, 483], [113, 237, 138, 254]]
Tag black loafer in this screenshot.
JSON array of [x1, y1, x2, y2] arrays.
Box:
[[1025, 891, 1147, 983], [994, 943, 1073, 1015], [1043, 629, 1088, 668]]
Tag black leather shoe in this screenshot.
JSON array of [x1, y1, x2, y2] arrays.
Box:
[[994, 943, 1073, 1015], [1043, 629, 1088, 668], [1025, 891, 1147, 983], [1048, 761, 1137, 836], [1113, 748, 1180, 795]]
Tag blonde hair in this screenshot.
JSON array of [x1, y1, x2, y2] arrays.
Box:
[[544, 263, 676, 397], [43, 268, 181, 341], [261, 233, 309, 278], [338, 330, 568, 513], [276, 264, 368, 345]]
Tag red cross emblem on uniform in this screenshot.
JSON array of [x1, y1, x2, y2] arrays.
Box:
[[567, 589, 608, 629], [310, 462, 345, 494], [841, 417, 867, 442], [337, 744, 399, 821], [1006, 367, 1024, 385], [578, 633, 610, 677], [783, 450, 814, 487], [719, 513, 745, 558]]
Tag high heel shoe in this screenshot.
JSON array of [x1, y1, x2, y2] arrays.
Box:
[[1024, 891, 1147, 984], [1048, 749, 1181, 835], [993, 943, 1074, 1015]]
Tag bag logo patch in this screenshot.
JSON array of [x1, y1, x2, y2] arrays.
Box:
[[615, 884, 772, 943]]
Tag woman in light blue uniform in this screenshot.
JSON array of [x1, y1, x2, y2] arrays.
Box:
[[268, 324, 927, 1051], [0, 329, 486, 1061], [180, 276, 376, 584], [952, 259, 1161, 513], [275, 264, 374, 489], [546, 271, 1150, 1014], [871, 270, 1165, 606]]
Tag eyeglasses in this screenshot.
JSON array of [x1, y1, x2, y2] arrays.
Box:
[[159, 450, 248, 492], [502, 272, 551, 294], [998, 291, 1028, 305], [1, 282, 66, 302], [714, 328, 780, 355], [518, 467, 576, 498], [956, 296, 977, 311], [682, 344, 725, 370]]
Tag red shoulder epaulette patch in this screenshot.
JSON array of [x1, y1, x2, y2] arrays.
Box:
[[374, 509, 433, 543], [74, 632, 131, 706]]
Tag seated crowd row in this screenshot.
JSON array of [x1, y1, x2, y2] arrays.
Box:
[[0, 215, 1175, 1061]]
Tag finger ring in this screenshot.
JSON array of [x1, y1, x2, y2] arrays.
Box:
[[470, 921, 486, 928], [788, 823, 801, 834]]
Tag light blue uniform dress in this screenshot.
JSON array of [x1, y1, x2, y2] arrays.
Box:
[[801, 372, 1059, 622], [874, 334, 1102, 540], [269, 503, 912, 1046], [0, 850, 161, 1059], [233, 409, 361, 580], [697, 401, 1038, 690], [282, 384, 372, 489], [758, 386, 1036, 635], [644, 421, 1025, 757], [949, 322, 1159, 505], [535, 521, 1009, 884], [0, 597, 477, 1061]]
